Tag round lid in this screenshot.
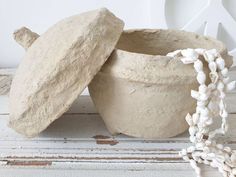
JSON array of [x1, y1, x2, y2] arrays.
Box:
[[9, 8, 124, 137]]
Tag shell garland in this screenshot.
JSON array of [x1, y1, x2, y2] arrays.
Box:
[[167, 48, 236, 177]]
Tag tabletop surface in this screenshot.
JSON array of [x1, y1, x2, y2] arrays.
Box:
[[0, 68, 236, 177]]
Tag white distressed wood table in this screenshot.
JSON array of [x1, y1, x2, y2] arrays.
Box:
[[0, 68, 236, 177]]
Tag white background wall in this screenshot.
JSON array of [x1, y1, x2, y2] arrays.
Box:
[[1, 0, 236, 68], [0, 0, 151, 68]]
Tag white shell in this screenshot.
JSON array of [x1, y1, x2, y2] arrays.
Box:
[[192, 113, 199, 124], [205, 118, 213, 125], [216, 144, 224, 149], [209, 62, 217, 72], [200, 115, 209, 123], [223, 77, 230, 84], [191, 90, 200, 100], [232, 168, 236, 175], [220, 91, 226, 99], [221, 68, 228, 76], [181, 48, 198, 59], [166, 48, 234, 176], [201, 108, 209, 116], [166, 50, 181, 57], [181, 149, 187, 156], [207, 49, 218, 57], [208, 83, 216, 90], [200, 93, 209, 101], [189, 126, 197, 135], [220, 109, 228, 118], [183, 156, 190, 161], [209, 72, 219, 84], [219, 99, 225, 110], [204, 50, 215, 62], [223, 147, 231, 153], [197, 71, 206, 84], [217, 81, 224, 91], [181, 57, 197, 64], [194, 60, 203, 72], [197, 101, 206, 107], [185, 113, 193, 126], [231, 153, 236, 163], [187, 146, 196, 152], [195, 48, 206, 55], [216, 57, 225, 70]]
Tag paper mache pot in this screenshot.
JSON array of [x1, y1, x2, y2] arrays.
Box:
[[88, 29, 232, 139]]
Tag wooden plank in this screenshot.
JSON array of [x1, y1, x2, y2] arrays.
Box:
[[0, 164, 224, 177], [0, 113, 234, 176], [1, 114, 236, 159], [0, 163, 226, 177], [0, 68, 15, 75]]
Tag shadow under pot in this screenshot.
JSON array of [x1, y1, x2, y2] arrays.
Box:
[[88, 29, 233, 139]]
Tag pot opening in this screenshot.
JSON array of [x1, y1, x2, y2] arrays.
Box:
[[116, 29, 223, 56]]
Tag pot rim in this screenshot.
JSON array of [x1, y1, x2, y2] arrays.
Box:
[[97, 29, 232, 84], [115, 29, 227, 58]]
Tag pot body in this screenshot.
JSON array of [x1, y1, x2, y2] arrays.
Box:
[[89, 29, 232, 138], [89, 73, 197, 138]]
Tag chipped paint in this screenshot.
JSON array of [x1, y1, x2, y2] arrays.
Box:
[[6, 160, 52, 166], [92, 135, 110, 139], [93, 134, 119, 146], [95, 139, 119, 146]]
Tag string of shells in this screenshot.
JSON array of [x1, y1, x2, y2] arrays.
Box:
[[167, 48, 236, 177]]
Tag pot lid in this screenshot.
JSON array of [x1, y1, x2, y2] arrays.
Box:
[[9, 8, 124, 137]]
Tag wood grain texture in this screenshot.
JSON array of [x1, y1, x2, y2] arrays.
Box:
[[0, 68, 14, 95], [1, 116, 236, 177], [0, 96, 236, 177]]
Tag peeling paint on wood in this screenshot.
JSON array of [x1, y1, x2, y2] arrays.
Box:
[[0, 75, 12, 95], [0, 68, 14, 95], [93, 135, 119, 145], [6, 160, 52, 166], [93, 135, 111, 139], [95, 139, 119, 146]]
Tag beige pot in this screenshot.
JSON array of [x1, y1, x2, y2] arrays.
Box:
[[88, 29, 232, 139]]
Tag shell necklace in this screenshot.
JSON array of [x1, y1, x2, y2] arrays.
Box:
[[167, 48, 236, 177]]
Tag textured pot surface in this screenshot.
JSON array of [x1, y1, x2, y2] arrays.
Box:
[[9, 8, 124, 137], [89, 29, 233, 138]]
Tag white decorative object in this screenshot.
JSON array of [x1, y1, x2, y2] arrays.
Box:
[[168, 48, 236, 177], [150, 0, 236, 67]]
